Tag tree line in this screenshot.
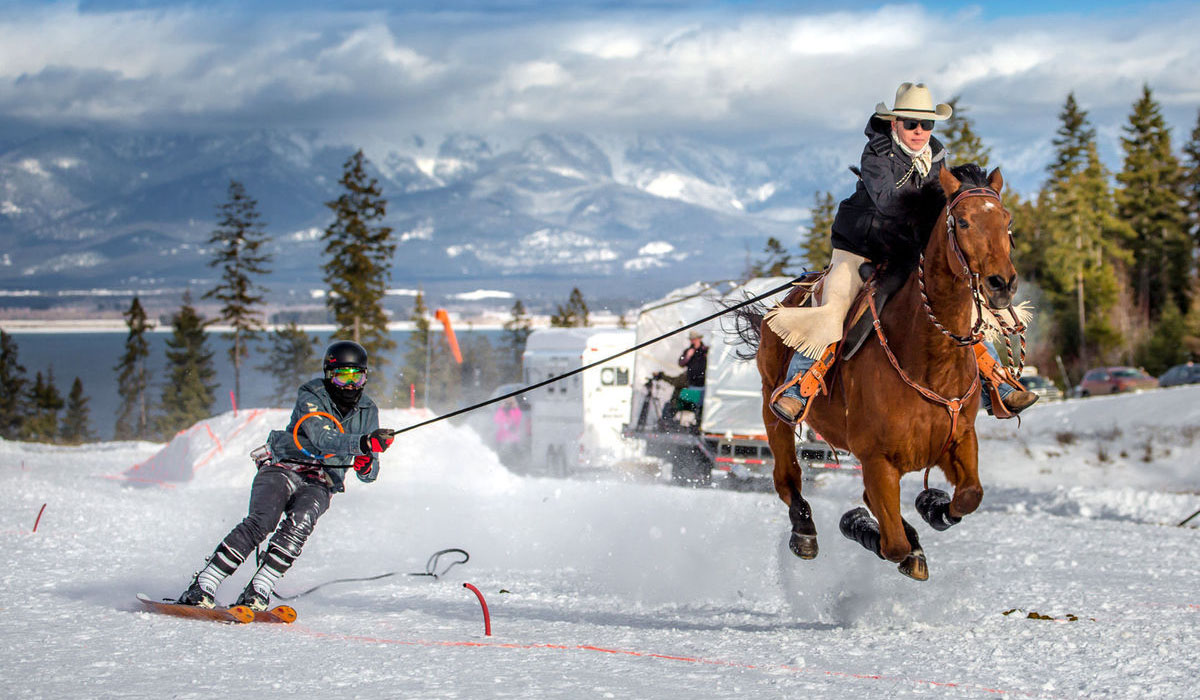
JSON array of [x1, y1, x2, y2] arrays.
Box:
[[752, 86, 1200, 384], [0, 147, 604, 444]]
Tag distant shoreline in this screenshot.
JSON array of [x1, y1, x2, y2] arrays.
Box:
[[0, 318, 621, 333]]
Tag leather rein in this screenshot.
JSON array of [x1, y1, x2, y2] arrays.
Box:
[[866, 185, 1008, 482]]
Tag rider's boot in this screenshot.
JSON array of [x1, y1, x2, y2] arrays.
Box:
[[770, 344, 837, 423], [973, 342, 1038, 417]]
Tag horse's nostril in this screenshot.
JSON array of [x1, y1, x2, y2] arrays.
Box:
[[986, 275, 1006, 291]]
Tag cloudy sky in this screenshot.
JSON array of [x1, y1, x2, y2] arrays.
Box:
[[2, 1, 1198, 170]]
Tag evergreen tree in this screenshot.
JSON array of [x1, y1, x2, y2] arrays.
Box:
[[1116, 85, 1189, 321], [1184, 276, 1200, 359], [502, 299, 533, 382], [0, 330, 29, 440], [322, 149, 396, 376], [60, 377, 96, 445], [114, 296, 152, 441], [156, 294, 217, 439], [401, 290, 431, 406], [942, 96, 992, 169], [24, 369, 64, 442], [259, 322, 319, 407], [550, 288, 590, 327], [1048, 92, 1096, 184], [204, 179, 272, 406], [748, 237, 793, 277], [1135, 300, 1188, 376], [1182, 109, 1200, 256], [800, 192, 835, 271]]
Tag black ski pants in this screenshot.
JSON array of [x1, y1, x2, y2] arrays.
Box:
[[219, 465, 332, 572]]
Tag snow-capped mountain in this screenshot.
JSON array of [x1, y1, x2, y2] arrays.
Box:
[[0, 128, 858, 305]]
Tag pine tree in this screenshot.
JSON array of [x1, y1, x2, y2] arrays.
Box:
[[156, 294, 217, 439], [1183, 276, 1200, 360], [322, 149, 396, 375], [60, 377, 96, 445], [24, 369, 64, 442], [800, 192, 835, 271], [1116, 84, 1189, 322], [550, 288, 589, 327], [1182, 109, 1200, 258], [0, 330, 29, 440], [748, 237, 793, 277], [502, 299, 533, 382], [1135, 300, 1188, 376], [1048, 93, 1096, 184], [114, 296, 152, 441], [942, 96, 992, 169], [259, 322, 319, 407], [401, 290, 431, 406], [204, 179, 272, 406]]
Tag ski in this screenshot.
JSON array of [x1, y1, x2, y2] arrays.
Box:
[[137, 593, 253, 624], [136, 594, 298, 624]]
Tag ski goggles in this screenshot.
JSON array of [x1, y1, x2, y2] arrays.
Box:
[[900, 119, 935, 132], [327, 366, 368, 388]]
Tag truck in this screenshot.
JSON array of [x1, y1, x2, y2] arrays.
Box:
[[521, 327, 638, 475], [623, 278, 859, 485]]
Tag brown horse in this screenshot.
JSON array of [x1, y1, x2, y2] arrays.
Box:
[[735, 163, 1017, 580]]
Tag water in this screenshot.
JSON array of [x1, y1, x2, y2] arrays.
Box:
[[6, 329, 505, 441]]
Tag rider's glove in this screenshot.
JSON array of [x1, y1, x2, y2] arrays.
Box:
[[360, 428, 395, 454], [352, 454, 372, 474]]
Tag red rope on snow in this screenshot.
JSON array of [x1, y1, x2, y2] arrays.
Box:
[[462, 583, 491, 636], [32, 503, 46, 533]]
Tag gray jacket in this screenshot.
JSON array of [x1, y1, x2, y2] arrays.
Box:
[[265, 378, 380, 493]]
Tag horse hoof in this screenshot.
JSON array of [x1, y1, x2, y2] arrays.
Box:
[[789, 532, 819, 559], [897, 549, 929, 581], [915, 488, 961, 532]]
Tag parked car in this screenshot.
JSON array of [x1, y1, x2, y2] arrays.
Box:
[[1076, 366, 1159, 397], [1019, 374, 1063, 402], [1158, 362, 1200, 388]]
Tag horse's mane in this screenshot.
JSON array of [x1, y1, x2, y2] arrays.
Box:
[[891, 162, 991, 269]]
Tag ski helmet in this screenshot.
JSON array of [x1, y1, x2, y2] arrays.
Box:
[[322, 340, 369, 392]]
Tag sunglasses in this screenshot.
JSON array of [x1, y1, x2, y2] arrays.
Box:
[[901, 119, 935, 132], [327, 366, 367, 388]]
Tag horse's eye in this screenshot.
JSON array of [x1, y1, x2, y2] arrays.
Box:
[[957, 218, 970, 229]]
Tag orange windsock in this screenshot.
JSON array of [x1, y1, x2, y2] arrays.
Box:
[[434, 308, 463, 364]]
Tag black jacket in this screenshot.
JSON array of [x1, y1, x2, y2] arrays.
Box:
[[678, 344, 708, 387], [830, 116, 946, 264]]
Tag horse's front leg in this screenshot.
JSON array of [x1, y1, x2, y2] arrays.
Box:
[[841, 458, 910, 563], [917, 429, 983, 530], [763, 402, 818, 559]]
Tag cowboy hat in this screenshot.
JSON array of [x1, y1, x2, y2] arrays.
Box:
[[874, 82, 952, 121], [688, 330, 703, 339]]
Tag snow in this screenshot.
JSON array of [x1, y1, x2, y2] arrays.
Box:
[[2, 387, 1200, 698]]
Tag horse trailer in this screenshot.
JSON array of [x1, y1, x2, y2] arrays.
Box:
[[624, 279, 859, 485], [521, 328, 638, 475]]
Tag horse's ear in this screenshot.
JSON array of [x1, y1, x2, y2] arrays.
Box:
[[938, 165, 960, 196], [987, 167, 1004, 194]]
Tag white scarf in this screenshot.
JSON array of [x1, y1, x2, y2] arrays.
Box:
[[892, 130, 933, 178]]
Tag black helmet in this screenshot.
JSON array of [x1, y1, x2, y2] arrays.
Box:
[[323, 340, 368, 372]]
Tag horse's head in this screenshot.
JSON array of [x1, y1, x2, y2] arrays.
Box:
[[937, 165, 1017, 309]]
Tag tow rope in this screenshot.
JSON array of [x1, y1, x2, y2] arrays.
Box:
[[390, 277, 801, 437], [273, 548, 471, 601]]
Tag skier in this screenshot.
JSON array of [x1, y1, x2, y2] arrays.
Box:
[[178, 340, 395, 610]]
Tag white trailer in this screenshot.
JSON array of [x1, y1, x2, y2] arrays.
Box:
[[522, 328, 637, 475], [626, 278, 858, 484]]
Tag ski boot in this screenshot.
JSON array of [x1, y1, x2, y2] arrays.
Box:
[[178, 577, 215, 609], [235, 583, 271, 612]]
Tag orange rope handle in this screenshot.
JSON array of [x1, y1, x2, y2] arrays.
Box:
[[292, 411, 346, 460]]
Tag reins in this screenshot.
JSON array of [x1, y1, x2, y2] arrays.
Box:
[[389, 277, 801, 438]]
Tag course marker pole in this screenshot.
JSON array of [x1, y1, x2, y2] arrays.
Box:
[[463, 583, 491, 636], [32, 503, 46, 533]]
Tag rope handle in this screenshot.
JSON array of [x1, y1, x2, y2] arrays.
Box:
[[292, 411, 345, 461]]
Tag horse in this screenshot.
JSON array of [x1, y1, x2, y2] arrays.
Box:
[[733, 163, 1017, 580]]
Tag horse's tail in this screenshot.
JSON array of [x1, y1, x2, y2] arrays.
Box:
[[723, 295, 767, 361]]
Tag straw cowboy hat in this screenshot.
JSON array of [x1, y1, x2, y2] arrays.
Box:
[[874, 82, 953, 121]]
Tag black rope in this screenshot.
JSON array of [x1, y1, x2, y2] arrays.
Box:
[[273, 548, 470, 601], [1179, 507, 1200, 527], [390, 277, 800, 437]]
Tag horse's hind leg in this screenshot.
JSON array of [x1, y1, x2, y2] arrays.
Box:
[[764, 405, 817, 559]]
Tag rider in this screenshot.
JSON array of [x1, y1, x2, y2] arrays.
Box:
[[177, 340, 395, 610], [766, 82, 1037, 422]]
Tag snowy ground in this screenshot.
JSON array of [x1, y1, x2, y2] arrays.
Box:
[[2, 388, 1199, 699]]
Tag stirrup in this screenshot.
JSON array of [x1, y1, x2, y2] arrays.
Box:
[[770, 344, 837, 425]]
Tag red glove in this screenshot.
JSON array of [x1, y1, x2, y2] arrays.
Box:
[[360, 429, 395, 454], [352, 454, 372, 474]]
